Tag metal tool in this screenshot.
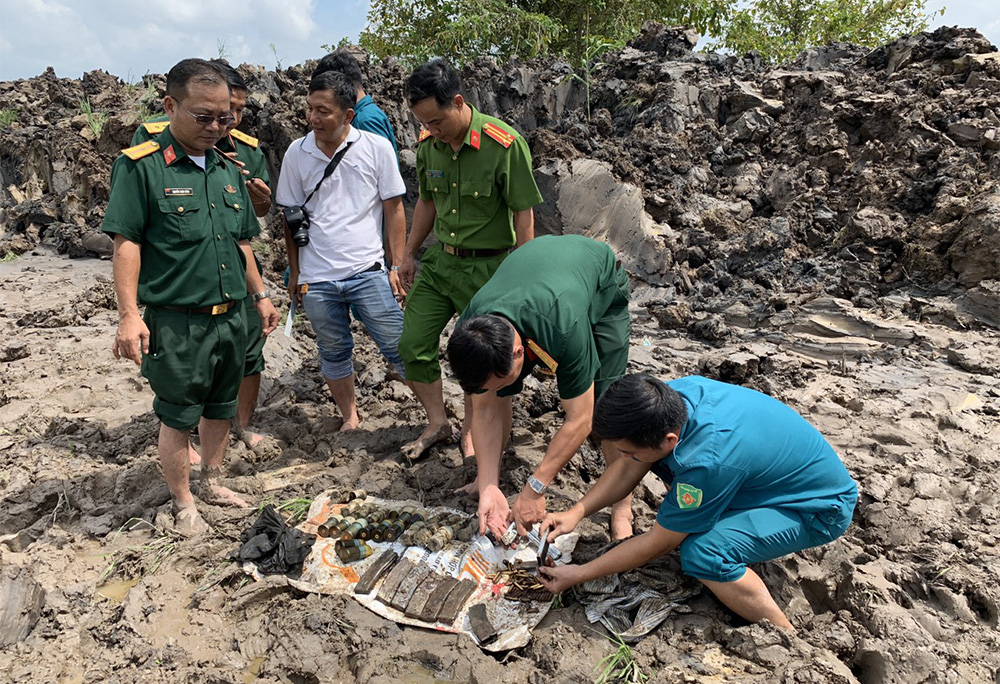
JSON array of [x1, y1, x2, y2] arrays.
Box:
[[536, 526, 551, 571], [525, 526, 562, 562]]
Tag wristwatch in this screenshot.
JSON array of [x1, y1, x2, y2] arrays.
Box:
[[252, 290, 271, 302], [390, 266, 400, 271], [526, 476, 548, 495]]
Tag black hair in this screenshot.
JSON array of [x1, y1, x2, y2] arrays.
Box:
[[165, 58, 227, 101], [447, 315, 515, 393], [209, 58, 248, 93], [404, 58, 461, 107], [313, 50, 364, 93], [307, 71, 357, 112], [593, 374, 688, 448]]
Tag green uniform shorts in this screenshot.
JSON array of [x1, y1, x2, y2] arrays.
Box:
[[141, 302, 247, 430], [592, 264, 631, 398], [399, 244, 509, 384], [243, 293, 266, 376]]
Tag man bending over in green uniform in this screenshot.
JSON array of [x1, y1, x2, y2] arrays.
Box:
[[104, 58, 279, 535], [446, 235, 634, 540]]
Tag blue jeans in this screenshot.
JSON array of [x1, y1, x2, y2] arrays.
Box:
[[301, 270, 406, 381]]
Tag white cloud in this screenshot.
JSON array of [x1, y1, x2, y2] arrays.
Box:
[[2, 0, 996, 81], [0, 0, 331, 80]]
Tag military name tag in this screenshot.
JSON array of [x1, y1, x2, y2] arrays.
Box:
[[164, 188, 193, 196], [426, 170, 445, 178]]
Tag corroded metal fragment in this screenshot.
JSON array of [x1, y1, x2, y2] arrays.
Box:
[[388, 564, 431, 612], [403, 573, 444, 619], [467, 603, 498, 645], [435, 578, 477, 624], [416, 576, 458, 622], [354, 549, 399, 595], [376, 558, 415, 605]]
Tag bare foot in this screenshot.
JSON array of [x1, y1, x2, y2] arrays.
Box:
[[200, 482, 251, 508], [188, 443, 202, 466], [240, 430, 267, 448], [454, 480, 479, 497], [173, 504, 210, 537], [609, 501, 634, 540], [338, 418, 359, 432], [401, 423, 457, 461]]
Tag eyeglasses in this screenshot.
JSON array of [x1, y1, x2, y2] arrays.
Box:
[[177, 103, 235, 128]]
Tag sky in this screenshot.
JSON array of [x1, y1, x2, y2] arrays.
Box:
[[0, 0, 997, 81]]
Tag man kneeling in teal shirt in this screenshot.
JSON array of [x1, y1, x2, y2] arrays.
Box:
[[538, 374, 858, 630]]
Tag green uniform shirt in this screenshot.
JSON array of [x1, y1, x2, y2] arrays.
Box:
[[131, 116, 272, 189], [460, 235, 624, 400], [417, 105, 542, 249], [102, 126, 260, 307]]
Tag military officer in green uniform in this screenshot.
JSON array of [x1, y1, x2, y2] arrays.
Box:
[[398, 58, 542, 461], [132, 60, 273, 449], [104, 58, 279, 536], [446, 235, 633, 541]]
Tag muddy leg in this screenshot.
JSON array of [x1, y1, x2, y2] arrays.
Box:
[[159, 423, 208, 536], [699, 568, 794, 630], [402, 379, 456, 459], [198, 417, 249, 508]]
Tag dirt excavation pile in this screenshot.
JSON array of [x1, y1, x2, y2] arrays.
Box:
[[1, 22, 999, 684]]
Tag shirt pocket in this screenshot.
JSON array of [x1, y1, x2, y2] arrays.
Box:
[[155, 197, 202, 243], [221, 192, 247, 238], [426, 176, 451, 202], [459, 180, 495, 221]]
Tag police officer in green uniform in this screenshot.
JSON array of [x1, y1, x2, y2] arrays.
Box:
[[104, 58, 279, 536], [446, 235, 632, 541], [132, 60, 273, 448], [398, 58, 542, 461]]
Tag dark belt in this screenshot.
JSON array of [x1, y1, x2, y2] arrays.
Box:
[[363, 262, 382, 272], [160, 300, 239, 315], [441, 244, 511, 258]]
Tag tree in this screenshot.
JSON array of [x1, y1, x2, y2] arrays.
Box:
[[711, 0, 944, 62], [360, 0, 943, 68]]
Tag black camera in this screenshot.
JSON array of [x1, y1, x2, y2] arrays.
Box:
[[282, 206, 310, 247]]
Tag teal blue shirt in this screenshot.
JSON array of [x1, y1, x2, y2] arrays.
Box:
[[653, 377, 858, 534], [353, 95, 398, 156]]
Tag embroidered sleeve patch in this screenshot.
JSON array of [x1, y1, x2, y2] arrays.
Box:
[[676, 483, 703, 510]]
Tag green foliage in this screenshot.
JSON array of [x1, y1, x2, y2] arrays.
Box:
[[361, 0, 943, 68], [79, 97, 109, 138], [712, 0, 944, 62], [320, 36, 355, 54], [594, 631, 648, 684], [361, 0, 560, 67], [0, 108, 18, 128]]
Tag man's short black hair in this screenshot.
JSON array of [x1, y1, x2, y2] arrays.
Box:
[[404, 58, 461, 108], [593, 374, 688, 448], [447, 315, 515, 393], [210, 58, 248, 93], [165, 58, 227, 101], [313, 50, 364, 93], [308, 71, 357, 112]]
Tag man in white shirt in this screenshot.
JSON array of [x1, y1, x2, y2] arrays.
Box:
[[276, 71, 407, 430]]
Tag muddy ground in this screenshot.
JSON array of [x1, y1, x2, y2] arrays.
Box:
[[1, 22, 1000, 684]]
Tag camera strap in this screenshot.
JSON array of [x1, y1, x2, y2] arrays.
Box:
[[302, 141, 354, 212]]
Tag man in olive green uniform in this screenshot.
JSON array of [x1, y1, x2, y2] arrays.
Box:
[[132, 60, 273, 448], [104, 58, 279, 536], [446, 235, 632, 540], [398, 58, 542, 461]]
